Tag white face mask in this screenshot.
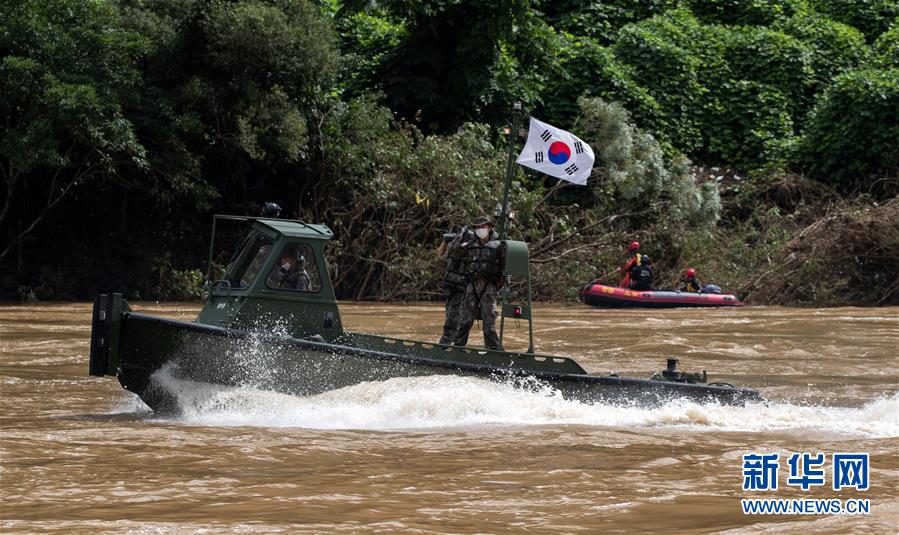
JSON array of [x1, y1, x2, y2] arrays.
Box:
[[281, 262, 292, 271], [475, 228, 489, 240]]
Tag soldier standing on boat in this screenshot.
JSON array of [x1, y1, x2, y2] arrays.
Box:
[[436, 226, 471, 345], [447, 216, 505, 349]]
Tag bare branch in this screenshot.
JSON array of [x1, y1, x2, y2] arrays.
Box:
[[531, 208, 653, 258], [531, 241, 608, 264]]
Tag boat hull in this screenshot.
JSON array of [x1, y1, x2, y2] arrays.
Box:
[[94, 310, 760, 413], [580, 283, 743, 308]]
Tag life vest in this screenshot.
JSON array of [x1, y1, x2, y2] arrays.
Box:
[[467, 238, 503, 282], [683, 277, 701, 292], [629, 253, 653, 290], [443, 253, 468, 292]]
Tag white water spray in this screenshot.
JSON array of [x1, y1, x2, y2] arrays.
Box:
[[147, 367, 899, 438]]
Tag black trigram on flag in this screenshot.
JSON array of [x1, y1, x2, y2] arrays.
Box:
[[535, 151, 544, 163], [574, 141, 584, 154], [565, 163, 579, 175], [540, 130, 551, 142]]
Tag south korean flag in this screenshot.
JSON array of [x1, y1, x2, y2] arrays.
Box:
[[515, 117, 594, 185]]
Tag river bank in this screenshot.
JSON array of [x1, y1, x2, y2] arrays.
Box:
[[8, 188, 897, 308]]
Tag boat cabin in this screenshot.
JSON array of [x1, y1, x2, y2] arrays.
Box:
[[198, 217, 343, 340]]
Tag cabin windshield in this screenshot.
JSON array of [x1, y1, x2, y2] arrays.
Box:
[[222, 231, 274, 289]]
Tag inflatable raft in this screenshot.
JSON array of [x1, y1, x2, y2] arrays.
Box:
[[580, 282, 743, 308]]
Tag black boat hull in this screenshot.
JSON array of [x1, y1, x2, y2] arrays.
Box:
[[93, 309, 761, 412]]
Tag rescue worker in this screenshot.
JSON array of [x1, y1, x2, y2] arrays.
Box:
[[619, 241, 653, 291], [273, 248, 311, 291], [679, 268, 701, 292], [447, 216, 505, 349], [436, 226, 471, 345]]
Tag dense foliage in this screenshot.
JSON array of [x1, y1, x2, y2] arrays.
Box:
[[2, 0, 897, 305]]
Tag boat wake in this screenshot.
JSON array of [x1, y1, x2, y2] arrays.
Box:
[[139, 367, 899, 438]]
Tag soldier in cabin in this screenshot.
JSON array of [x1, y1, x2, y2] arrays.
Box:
[[273, 247, 311, 291]]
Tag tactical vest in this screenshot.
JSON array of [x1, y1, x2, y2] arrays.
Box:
[[468, 239, 503, 282], [443, 254, 468, 292]]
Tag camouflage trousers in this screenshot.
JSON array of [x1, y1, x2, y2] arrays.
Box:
[[439, 289, 465, 345], [453, 278, 500, 350]]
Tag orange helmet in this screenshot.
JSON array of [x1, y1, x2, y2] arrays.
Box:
[[628, 241, 640, 252], [686, 268, 696, 278]]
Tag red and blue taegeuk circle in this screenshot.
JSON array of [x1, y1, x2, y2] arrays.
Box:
[[548, 141, 571, 165]]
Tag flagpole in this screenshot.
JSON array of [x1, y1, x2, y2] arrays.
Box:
[[497, 101, 522, 241], [497, 101, 523, 353]]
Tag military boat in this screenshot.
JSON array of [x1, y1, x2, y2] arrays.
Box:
[[89, 214, 761, 412]]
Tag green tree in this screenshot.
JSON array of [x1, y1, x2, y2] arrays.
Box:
[[707, 80, 796, 167], [330, 6, 407, 97], [720, 26, 816, 117], [540, 36, 663, 142], [612, 10, 720, 156], [117, 0, 338, 208], [540, 0, 679, 44], [797, 68, 899, 197], [685, 0, 804, 26], [335, 0, 552, 133], [776, 12, 870, 93], [808, 0, 899, 41], [0, 0, 148, 259], [872, 19, 899, 68]]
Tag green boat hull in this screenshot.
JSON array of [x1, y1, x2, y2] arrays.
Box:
[[92, 305, 761, 413]]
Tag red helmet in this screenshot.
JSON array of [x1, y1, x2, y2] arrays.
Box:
[[628, 241, 640, 252], [686, 268, 696, 278]]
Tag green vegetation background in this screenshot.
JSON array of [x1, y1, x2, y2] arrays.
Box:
[[2, 0, 897, 305]]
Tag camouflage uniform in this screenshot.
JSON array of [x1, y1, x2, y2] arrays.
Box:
[[454, 278, 500, 348], [439, 242, 468, 345], [439, 290, 465, 345], [449, 230, 504, 349]]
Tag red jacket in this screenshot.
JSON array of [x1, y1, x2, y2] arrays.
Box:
[[619, 253, 639, 288]]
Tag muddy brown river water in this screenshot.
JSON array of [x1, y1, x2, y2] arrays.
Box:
[[1, 302, 897, 533]]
